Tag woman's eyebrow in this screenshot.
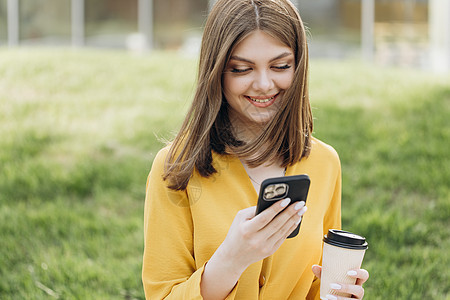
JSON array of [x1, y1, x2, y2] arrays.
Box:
[[230, 52, 293, 64], [229, 55, 254, 64], [269, 52, 293, 62]]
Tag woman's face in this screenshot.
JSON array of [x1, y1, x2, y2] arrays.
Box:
[[223, 30, 295, 127]]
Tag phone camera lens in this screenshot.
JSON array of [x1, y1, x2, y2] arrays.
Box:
[[264, 191, 275, 199], [275, 186, 286, 194]]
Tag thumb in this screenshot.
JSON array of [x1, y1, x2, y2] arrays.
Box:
[[312, 264, 322, 279], [240, 206, 257, 219]]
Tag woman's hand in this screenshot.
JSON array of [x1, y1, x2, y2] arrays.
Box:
[[312, 265, 369, 300], [201, 198, 307, 300], [218, 198, 307, 271]]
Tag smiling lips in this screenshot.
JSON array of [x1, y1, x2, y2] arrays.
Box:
[[244, 92, 280, 108]]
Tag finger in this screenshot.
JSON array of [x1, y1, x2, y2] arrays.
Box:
[[238, 206, 257, 219], [248, 198, 291, 230], [257, 201, 304, 252], [258, 211, 296, 253], [277, 213, 300, 240], [271, 201, 306, 230], [236, 201, 297, 258], [270, 220, 296, 251], [295, 201, 307, 217], [347, 269, 369, 286], [311, 265, 321, 279], [270, 205, 305, 245], [324, 295, 355, 300], [329, 282, 364, 299], [263, 201, 306, 240]]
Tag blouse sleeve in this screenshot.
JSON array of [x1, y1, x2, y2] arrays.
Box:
[[322, 159, 342, 234], [142, 148, 239, 299], [306, 155, 342, 300]]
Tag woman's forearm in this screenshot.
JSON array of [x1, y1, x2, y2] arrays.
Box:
[[200, 245, 247, 300]]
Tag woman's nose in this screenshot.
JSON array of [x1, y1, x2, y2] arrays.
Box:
[[252, 70, 274, 92]]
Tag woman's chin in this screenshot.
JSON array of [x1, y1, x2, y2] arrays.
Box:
[[248, 112, 276, 125]]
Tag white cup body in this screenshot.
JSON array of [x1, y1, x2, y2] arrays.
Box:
[[320, 242, 366, 299]]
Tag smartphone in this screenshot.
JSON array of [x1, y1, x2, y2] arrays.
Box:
[[255, 174, 310, 238]]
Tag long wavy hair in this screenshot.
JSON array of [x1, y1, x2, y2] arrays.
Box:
[[163, 0, 313, 190]]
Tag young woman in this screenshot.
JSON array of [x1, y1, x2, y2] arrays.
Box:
[[142, 0, 369, 299]]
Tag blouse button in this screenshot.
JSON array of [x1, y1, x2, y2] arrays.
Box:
[[259, 275, 266, 287]]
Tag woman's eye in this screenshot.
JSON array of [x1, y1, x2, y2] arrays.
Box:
[[273, 64, 292, 70], [231, 68, 251, 73]]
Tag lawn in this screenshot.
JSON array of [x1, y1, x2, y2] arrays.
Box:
[[0, 48, 448, 299]]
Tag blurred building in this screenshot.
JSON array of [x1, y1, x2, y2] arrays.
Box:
[[0, 0, 449, 72]]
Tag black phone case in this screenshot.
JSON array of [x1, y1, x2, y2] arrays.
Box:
[[256, 174, 310, 238]]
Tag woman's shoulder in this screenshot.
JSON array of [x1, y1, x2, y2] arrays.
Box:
[[309, 136, 340, 163], [154, 143, 172, 159], [150, 143, 173, 172]]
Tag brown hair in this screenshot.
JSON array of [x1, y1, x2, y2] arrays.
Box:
[[163, 0, 312, 190]]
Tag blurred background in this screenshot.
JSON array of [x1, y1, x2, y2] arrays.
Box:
[[1, 0, 449, 72], [0, 1, 449, 299]]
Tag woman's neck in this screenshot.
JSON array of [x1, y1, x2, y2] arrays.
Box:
[[229, 113, 264, 141], [228, 112, 286, 191], [241, 160, 286, 192]]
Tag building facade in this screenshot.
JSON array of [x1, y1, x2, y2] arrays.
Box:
[[1, 0, 448, 71]]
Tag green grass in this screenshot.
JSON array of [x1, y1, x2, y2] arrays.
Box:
[[0, 48, 449, 299]]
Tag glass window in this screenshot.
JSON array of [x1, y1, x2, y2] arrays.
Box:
[[19, 0, 71, 46], [85, 0, 138, 48], [374, 0, 429, 67], [297, 0, 362, 59], [154, 0, 207, 50], [0, 0, 6, 46]]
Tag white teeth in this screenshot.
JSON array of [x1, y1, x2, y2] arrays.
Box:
[[249, 95, 275, 103]]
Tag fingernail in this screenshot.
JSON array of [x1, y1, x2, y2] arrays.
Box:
[[325, 295, 337, 300], [294, 201, 305, 210], [298, 206, 308, 216], [295, 216, 302, 225], [330, 283, 341, 290], [347, 270, 358, 276], [280, 198, 291, 207]]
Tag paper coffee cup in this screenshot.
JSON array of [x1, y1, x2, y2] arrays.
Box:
[[320, 229, 368, 299]]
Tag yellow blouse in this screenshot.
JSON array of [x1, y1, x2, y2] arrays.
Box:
[[142, 137, 341, 299]]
